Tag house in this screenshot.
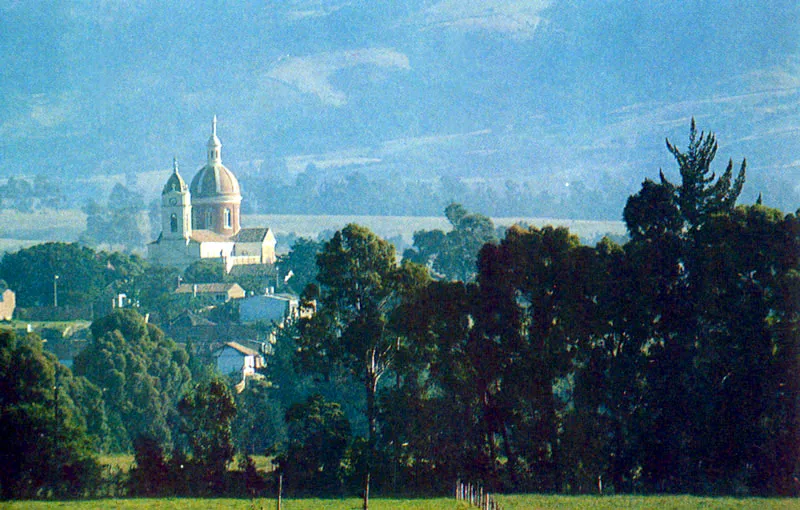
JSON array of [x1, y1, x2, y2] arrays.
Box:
[[174, 282, 245, 303], [214, 341, 264, 378], [0, 288, 15, 321], [239, 292, 300, 325]]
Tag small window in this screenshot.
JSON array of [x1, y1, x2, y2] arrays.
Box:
[[224, 208, 232, 229], [205, 211, 213, 228], [170, 213, 178, 232]]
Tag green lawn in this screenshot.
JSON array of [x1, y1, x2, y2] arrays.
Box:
[[2, 496, 798, 510], [0, 498, 466, 510], [496, 494, 800, 509]]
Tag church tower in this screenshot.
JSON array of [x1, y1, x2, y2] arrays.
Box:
[[161, 157, 192, 240], [189, 116, 242, 236]]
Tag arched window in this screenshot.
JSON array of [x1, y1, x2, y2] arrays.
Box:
[[224, 208, 232, 229], [170, 213, 178, 233], [205, 210, 213, 229]]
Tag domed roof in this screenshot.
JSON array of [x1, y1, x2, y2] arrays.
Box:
[[189, 163, 241, 198], [189, 116, 242, 200], [162, 158, 188, 194]]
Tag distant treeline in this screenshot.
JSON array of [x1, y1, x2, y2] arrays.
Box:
[[239, 166, 629, 220]]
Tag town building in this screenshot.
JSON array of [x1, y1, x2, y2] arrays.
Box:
[[239, 291, 299, 324], [0, 288, 15, 321], [148, 117, 276, 271], [174, 282, 246, 303], [215, 341, 264, 378]]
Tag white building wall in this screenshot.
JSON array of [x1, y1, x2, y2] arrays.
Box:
[[216, 348, 255, 376]]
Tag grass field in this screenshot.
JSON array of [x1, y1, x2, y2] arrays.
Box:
[[0, 209, 625, 255], [2, 495, 798, 509], [0, 209, 86, 241], [244, 214, 626, 244]]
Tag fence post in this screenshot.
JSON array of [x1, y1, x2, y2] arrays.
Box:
[[363, 472, 370, 510], [277, 473, 282, 510]]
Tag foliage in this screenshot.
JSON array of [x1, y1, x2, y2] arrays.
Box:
[[182, 259, 230, 285], [404, 203, 497, 282], [380, 121, 799, 497], [276, 394, 351, 495], [228, 263, 276, 295], [177, 378, 237, 494], [0, 242, 106, 307], [279, 237, 324, 294], [80, 184, 148, 250], [298, 223, 429, 471], [231, 378, 284, 456], [73, 309, 193, 452], [0, 329, 101, 499]]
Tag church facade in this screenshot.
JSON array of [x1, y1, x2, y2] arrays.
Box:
[[148, 117, 276, 271]]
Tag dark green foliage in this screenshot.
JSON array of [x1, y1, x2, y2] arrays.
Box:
[[379, 122, 798, 497], [280, 237, 324, 294], [177, 378, 237, 494], [0, 242, 106, 307], [128, 435, 168, 496], [404, 203, 497, 282], [232, 378, 285, 456], [183, 259, 230, 284], [276, 394, 351, 495], [299, 224, 429, 466], [664, 119, 746, 230], [0, 329, 101, 499], [74, 309, 193, 452], [228, 263, 276, 295]]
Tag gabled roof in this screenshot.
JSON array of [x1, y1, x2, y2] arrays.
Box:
[[175, 283, 244, 294], [221, 341, 260, 357], [232, 227, 271, 243], [190, 230, 231, 243], [169, 310, 216, 327]]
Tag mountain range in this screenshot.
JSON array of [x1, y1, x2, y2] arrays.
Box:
[[2, 1, 799, 218]]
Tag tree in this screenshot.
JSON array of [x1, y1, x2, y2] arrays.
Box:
[[477, 225, 602, 491], [665, 118, 746, 231], [177, 378, 237, 494], [0, 242, 106, 307], [404, 203, 496, 282], [73, 309, 193, 452], [386, 280, 495, 493], [297, 224, 429, 485], [276, 394, 351, 495], [279, 237, 323, 294], [183, 259, 229, 284], [0, 329, 101, 499], [232, 378, 284, 456]]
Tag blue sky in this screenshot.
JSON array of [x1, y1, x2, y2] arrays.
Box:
[[1, 1, 799, 215]]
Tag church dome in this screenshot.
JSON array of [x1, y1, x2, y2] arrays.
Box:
[[190, 163, 241, 198], [189, 116, 242, 200]]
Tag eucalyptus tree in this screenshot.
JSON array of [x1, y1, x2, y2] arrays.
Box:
[[297, 224, 429, 475]]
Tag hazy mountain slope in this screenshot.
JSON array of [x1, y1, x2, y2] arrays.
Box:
[[1, 1, 798, 216]]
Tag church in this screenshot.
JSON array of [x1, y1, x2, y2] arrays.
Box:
[[148, 117, 276, 271]]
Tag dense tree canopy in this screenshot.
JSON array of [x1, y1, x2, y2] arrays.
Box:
[[404, 203, 497, 282], [0, 329, 101, 498], [73, 309, 193, 452], [0, 242, 107, 307], [298, 223, 429, 485]]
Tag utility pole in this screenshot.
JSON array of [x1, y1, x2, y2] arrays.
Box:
[[53, 274, 59, 308]]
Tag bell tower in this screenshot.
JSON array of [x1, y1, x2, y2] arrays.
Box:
[[161, 157, 192, 240]]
